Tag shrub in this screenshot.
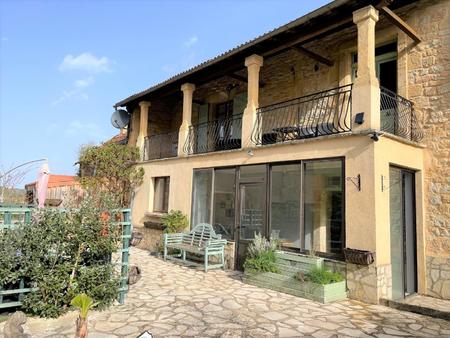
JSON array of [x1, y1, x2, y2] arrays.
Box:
[[78, 142, 144, 207], [0, 195, 121, 318], [244, 233, 279, 273], [161, 210, 188, 234], [298, 266, 344, 285]]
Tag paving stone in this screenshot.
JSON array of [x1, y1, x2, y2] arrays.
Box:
[[261, 311, 288, 321], [223, 299, 242, 310], [279, 327, 302, 337], [8, 248, 450, 337], [114, 325, 140, 335]]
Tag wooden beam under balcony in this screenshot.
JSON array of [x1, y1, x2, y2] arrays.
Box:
[[292, 46, 334, 66], [228, 73, 265, 87], [376, 0, 421, 43]]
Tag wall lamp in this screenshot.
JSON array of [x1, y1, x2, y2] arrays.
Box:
[[371, 132, 380, 142]]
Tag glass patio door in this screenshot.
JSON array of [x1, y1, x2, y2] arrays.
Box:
[[390, 166, 417, 299], [236, 182, 266, 270]]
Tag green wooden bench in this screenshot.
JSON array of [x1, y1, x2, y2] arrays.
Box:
[[163, 223, 227, 272]]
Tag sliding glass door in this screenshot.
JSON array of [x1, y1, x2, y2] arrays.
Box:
[[303, 160, 344, 255], [190, 158, 345, 270]]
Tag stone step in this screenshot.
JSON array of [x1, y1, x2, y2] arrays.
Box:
[[380, 294, 450, 321]]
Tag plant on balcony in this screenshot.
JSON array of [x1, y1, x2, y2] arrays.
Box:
[[244, 233, 279, 273], [78, 142, 144, 207]]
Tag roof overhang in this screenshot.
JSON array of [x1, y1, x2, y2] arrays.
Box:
[[114, 0, 416, 108]]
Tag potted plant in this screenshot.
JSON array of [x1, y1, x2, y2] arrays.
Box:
[[71, 293, 98, 338]]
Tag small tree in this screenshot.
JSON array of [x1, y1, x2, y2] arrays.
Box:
[[78, 142, 144, 207]]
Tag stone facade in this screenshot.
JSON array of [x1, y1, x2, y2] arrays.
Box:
[[427, 256, 450, 299], [400, 0, 450, 299], [346, 263, 392, 304]]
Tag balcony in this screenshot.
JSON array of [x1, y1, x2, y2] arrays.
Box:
[[183, 114, 243, 155], [380, 87, 423, 142], [143, 131, 178, 161], [251, 85, 353, 145]]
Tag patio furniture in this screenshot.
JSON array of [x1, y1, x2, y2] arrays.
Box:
[[163, 223, 227, 272]]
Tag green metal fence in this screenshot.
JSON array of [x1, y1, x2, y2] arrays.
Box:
[[0, 206, 131, 309]]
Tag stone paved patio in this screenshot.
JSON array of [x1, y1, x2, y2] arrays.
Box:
[[1, 247, 450, 337]]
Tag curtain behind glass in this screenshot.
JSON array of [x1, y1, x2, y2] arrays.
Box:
[[213, 168, 236, 240], [270, 164, 301, 248], [191, 169, 213, 226], [304, 160, 343, 254]]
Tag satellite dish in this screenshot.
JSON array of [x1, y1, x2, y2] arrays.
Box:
[[111, 109, 130, 129]]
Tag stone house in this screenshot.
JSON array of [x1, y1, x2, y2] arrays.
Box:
[[113, 0, 449, 304]]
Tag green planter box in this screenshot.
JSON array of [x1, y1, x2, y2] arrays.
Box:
[[243, 270, 347, 303]]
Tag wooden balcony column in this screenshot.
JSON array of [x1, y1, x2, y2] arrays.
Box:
[[137, 101, 150, 159], [178, 83, 196, 156], [352, 5, 380, 131], [242, 54, 263, 148]]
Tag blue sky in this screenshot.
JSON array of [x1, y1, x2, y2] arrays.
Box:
[[0, 0, 330, 186]]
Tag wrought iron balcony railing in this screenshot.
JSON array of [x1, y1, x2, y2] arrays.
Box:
[[380, 86, 423, 142], [251, 85, 352, 145], [143, 131, 178, 160], [184, 114, 243, 155]]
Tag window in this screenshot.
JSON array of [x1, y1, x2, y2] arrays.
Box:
[[190, 158, 345, 257], [303, 160, 344, 255], [153, 177, 170, 212], [213, 168, 236, 239], [191, 169, 213, 226], [270, 164, 302, 249]]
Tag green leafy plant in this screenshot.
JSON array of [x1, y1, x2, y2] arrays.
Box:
[[161, 210, 188, 234], [244, 251, 279, 273], [244, 233, 279, 273], [78, 142, 144, 207], [71, 293, 97, 320], [0, 194, 121, 318], [71, 293, 98, 338], [297, 266, 344, 285]]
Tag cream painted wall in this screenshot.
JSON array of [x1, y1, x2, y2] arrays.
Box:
[[373, 135, 425, 293], [132, 133, 424, 268]]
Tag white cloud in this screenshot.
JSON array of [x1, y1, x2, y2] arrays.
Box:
[[1, 37, 8, 42], [59, 52, 113, 73], [74, 76, 94, 88], [184, 35, 198, 48], [52, 77, 94, 105], [51, 88, 88, 106]]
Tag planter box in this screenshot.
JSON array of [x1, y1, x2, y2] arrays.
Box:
[[275, 251, 324, 277], [243, 271, 346, 303]]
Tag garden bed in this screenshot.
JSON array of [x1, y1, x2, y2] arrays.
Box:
[[243, 250, 347, 304], [243, 270, 346, 303]]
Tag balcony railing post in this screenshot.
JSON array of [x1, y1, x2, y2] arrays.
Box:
[[352, 6, 381, 132]]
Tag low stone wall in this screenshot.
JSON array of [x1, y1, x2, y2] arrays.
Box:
[[346, 263, 392, 304], [133, 226, 163, 252], [427, 256, 450, 299]]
